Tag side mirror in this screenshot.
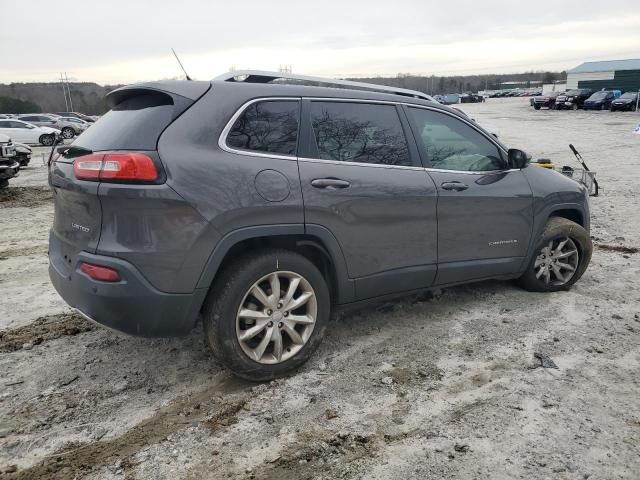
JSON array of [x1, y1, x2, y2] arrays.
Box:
[[508, 149, 531, 169]]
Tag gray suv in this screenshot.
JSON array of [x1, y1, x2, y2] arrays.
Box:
[[49, 71, 592, 380]]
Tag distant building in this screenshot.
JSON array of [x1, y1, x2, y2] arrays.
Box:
[[566, 59, 640, 91]]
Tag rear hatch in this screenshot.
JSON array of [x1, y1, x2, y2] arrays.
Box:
[[49, 82, 210, 277]]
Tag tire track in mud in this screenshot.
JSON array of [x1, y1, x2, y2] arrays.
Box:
[[0, 187, 53, 209], [0, 245, 47, 261], [3, 376, 252, 479], [0, 313, 94, 353]]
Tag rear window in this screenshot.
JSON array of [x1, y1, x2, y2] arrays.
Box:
[[72, 91, 186, 151], [226, 100, 299, 156]]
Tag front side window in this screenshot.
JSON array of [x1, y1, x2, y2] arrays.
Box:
[[309, 102, 411, 166], [408, 107, 504, 172], [226, 100, 299, 156]]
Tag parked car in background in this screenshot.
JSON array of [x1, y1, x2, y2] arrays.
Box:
[[583, 91, 615, 110], [0, 134, 19, 188], [49, 71, 593, 380], [459, 93, 484, 103], [442, 93, 460, 104], [17, 114, 91, 139], [57, 117, 91, 138], [52, 112, 95, 123], [16, 114, 60, 128], [555, 89, 594, 110], [532, 91, 563, 110], [14, 143, 32, 166], [0, 119, 60, 146], [610, 92, 639, 112]]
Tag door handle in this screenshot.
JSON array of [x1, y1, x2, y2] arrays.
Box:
[[311, 178, 351, 189], [441, 181, 469, 191]]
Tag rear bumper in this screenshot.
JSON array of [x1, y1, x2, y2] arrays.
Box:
[[49, 231, 207, 337]]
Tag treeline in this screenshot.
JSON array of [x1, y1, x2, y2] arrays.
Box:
[[0, 82, 122, 115], [0, 70, 568, 114], [347, 71, 567, 94]]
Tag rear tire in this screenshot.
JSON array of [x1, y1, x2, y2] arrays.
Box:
[[517, 217, 592, 292], [61, 127, 75, 139], [0, 179, 8, 189], [203, 249, 330, 381], [39, 134, 54, 146], [534, 105, 541, 110]]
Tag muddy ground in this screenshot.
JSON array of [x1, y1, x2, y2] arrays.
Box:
[[1, 98, 639, 479]]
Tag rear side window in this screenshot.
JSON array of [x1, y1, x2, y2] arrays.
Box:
[[408, 107, 503, 172], [309, 102, 411, 166], [73, 91, 184, 151], [226, 100, 299, 156]]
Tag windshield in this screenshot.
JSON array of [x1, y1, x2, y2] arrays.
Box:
[[589, 92, 608, 100], [619, 92, 637, 100], [565, 90, 582, 96]]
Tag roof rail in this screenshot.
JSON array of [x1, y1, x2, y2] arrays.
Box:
[[214, 70, 433, 102]]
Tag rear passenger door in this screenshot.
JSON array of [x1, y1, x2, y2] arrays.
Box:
[[298, 100, 438, 300], [405, 106, 533, 285]]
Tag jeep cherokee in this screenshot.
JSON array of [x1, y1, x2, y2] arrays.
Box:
[[49, 71, 593, 380]]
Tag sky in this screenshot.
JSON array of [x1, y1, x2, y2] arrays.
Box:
[[2, 0, 639, 85]]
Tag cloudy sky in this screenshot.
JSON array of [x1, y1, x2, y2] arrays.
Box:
[[2, 0, 639, 84]]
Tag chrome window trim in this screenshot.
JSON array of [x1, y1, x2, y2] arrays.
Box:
[[299, 157, 425, 171], [218, 96, 301, 161], [424, 167, 520, 175], [219, 96, 516, 172]]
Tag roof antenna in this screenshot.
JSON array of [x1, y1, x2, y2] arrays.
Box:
[[171, 48, 192, 80]]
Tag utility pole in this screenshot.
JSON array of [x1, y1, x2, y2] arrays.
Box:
[[636, 89, 639, 112], [64, 73, 74, 111], [60, 73, 69, 111]]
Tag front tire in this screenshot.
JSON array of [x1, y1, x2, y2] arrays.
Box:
[[517, 217, 592, 292], [203, 249, 330, 381], [39, 134, 54, 146]]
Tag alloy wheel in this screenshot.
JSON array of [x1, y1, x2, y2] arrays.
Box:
[[236, 271, 317, 364], [534, 237, 579, 286]]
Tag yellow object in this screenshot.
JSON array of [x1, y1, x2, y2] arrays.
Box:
[[533, 159, 555, 169]]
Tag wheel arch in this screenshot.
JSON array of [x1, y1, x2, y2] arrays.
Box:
[[521, 203, 589, 273], [195, 224, 355, 305], [549, 208, 584, 228]]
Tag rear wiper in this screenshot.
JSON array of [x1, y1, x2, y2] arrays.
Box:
[[58, 145, 93, 158]]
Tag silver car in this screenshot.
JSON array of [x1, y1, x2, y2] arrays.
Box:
[[56, 116, 91, 138], [17, 114, 88, 139]]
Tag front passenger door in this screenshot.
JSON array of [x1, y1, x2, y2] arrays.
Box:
[[298, 100, 438, 300], [405, 106, 533, 285]]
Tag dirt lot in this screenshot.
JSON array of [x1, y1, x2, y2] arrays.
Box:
[[1, 98, 639, 479]]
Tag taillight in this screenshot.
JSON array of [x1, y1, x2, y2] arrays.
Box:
[[73, 152, 158, 182], [80, 262, 121, 282]]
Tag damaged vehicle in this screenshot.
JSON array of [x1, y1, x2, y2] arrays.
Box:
[[0, 133, 19, 188], [49, 71, 593, 380], [14, 142, 32, 166]]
